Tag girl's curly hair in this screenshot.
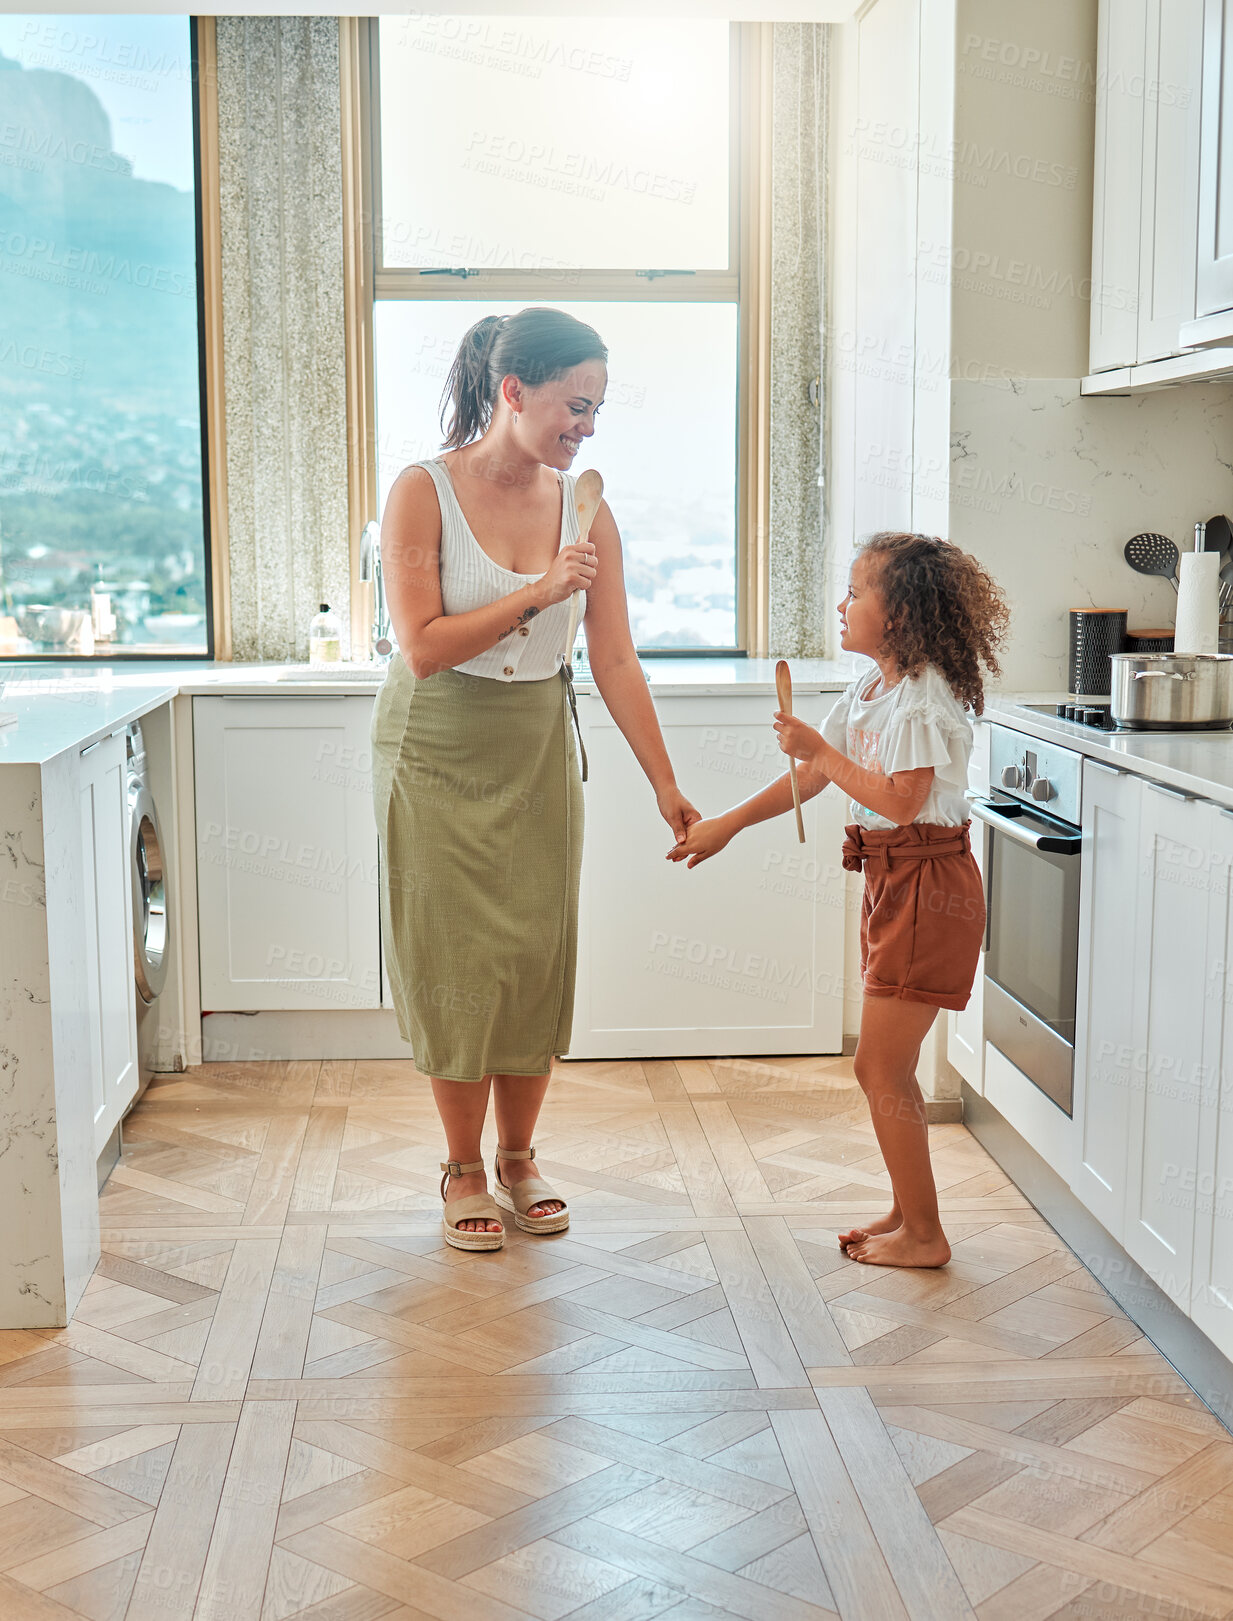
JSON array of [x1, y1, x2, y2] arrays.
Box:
[[856, 532, 1010, 715]]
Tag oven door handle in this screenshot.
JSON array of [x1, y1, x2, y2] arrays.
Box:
[[970, 798, 1081, 854]]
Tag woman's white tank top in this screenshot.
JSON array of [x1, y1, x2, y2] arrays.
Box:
[[418, 457, 583, 682]]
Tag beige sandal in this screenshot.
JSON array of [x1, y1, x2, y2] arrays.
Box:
[[492, 1145, 570, 1234], [440, 1158, 504, 1251]]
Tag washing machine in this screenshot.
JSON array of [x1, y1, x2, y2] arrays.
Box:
[[126, 718, 171, 1098]]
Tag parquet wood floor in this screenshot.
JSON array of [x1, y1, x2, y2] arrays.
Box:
[[1, 1053, 1230, 1620]]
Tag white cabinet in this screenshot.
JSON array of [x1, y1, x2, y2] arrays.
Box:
[[1191, 801, 1233, 1356], [566, 690, 847, 1059], [1090, 0, 1149, 372], [78, 731, 139, 1154], [1195, 0, 1233, 317], [194, 697, 380, 1011], [947, 722, 990, 1091], [1073, 762, 1233, 1336], [1122, 781, 1213, 1303], [1139, 0, 1206, 358], [1072, 760, 1143, 1238], [1090, 0, 1205, 370]]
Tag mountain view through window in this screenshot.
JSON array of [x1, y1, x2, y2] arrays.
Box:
[[0, 15, 207, 658]]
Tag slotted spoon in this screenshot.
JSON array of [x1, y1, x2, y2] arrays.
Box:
[[1124, 532, 1179, 593]]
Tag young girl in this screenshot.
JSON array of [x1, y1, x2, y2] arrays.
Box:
[[669, 532, 1009, 1269]]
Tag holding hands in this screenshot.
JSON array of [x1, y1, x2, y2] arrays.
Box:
[[668, 702, 827, 866], [666, 814, 735, 868], [657, 784, 703, 848]]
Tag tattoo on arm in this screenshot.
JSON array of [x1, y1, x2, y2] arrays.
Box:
[[496, 604, 541, 641]]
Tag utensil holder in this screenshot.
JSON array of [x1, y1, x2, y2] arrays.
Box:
[[1220, 599, 1233, 655], [1069, 609, 1128, 699]]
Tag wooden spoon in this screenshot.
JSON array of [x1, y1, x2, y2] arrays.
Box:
[[574, 469, 604, 547], [775, 659, 806, 845], [562, 469, 604, 660]]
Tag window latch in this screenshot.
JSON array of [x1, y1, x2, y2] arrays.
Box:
[[636, 269, 696, 281], [419, 267, 479, 278]]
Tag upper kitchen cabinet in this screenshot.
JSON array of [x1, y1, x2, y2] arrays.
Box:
[[194, 696, 380, 1012], [1184, 0, 1233, 337], [1090, 0, 1205, 372], [1090, 0, 1148, 372]]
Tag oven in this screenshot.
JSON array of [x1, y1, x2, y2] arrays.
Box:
[[970, 725, 1083, 1115]]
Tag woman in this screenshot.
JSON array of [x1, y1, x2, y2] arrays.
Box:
[[372, 306, 701, 1251]]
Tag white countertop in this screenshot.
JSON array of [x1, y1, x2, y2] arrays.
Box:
[[15, 659, 1233, 803], [0, 656, 857, 767], [984, 691, 1233, 810]]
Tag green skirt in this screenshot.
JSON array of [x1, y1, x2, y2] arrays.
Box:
[[370, 654, 585, 1081]]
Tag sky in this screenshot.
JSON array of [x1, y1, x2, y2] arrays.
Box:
[[0, 13, 195, 192]]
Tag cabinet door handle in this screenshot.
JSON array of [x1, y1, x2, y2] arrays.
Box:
[[1084, 759, 1122, 777], [1146, 780, 1194, 802]]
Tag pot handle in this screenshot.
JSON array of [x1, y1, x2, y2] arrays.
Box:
[[1131, 669, 1190, 681]]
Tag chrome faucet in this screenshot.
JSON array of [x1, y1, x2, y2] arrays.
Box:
[[358, 520, 393, 661]]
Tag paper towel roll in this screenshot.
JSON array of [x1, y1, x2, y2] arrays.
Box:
[[1175, 551, 1220, 655]]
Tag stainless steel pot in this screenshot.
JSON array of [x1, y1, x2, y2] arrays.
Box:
[[1109, 652, 1233, 730]]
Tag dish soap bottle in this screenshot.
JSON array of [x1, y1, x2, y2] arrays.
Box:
[[309, 603, 341, 666]]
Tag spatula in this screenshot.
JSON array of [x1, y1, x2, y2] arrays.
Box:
[[775, 660, 806, 845], [1123, 532, 1180, 593]]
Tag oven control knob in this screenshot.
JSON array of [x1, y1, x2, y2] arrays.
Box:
[[1030, 777, 1054, 803], [1000, 765, 1023, 789]]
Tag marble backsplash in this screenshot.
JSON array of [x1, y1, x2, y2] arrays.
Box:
[[946, 378, 1233, 691]]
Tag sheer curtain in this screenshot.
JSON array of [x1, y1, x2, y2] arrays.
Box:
[[216, 18, 352, 662], [769, 22, 829, 658]]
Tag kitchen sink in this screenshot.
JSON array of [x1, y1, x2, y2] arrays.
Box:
[[272, 666, 386, 681]]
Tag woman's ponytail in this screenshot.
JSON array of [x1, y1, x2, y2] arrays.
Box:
[[440, 314, 504, 450], [438, 307, 608, 451]]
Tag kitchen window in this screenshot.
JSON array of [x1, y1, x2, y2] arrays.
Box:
[[346, 16, 768, 654], [0, 14, 212, 660]]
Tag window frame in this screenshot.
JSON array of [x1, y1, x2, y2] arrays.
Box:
[[341, 16, 771, 658]]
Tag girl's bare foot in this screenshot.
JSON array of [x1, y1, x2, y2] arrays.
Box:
[[837, 1208, 901, 1251], [843, 1228, 950, 1269]]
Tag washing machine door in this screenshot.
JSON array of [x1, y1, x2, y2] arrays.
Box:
[[129, 781, 168, 1003]]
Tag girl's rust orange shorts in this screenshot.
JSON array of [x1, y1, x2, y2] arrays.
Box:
[[842, 821, 986, 1012]]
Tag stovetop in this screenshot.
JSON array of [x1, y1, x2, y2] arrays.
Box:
[[1019, 701, 1233, 735]]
